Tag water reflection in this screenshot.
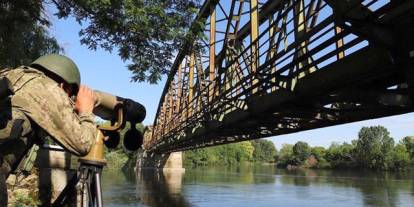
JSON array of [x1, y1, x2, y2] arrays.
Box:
[[102, 165, 414, 207], [137, 169, 191, 207], [102, 169, 140, 206], [277, 169, 414, 207], [184, 164, 276, 185]]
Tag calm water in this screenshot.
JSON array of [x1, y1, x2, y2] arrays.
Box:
[[102, 165, 414, 207]]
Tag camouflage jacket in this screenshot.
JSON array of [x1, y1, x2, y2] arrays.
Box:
[[0, 66, 97, 156]]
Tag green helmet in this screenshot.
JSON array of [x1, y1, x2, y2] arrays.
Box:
[[30, 54, 81, 90]]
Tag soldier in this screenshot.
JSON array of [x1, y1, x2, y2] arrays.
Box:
[[0, 54, 97, 205]]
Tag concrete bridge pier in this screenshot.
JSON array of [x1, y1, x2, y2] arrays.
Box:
[[136, 150, 185, 172]]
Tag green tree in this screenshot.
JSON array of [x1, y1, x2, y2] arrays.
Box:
[[2, 0, 200, 83], [390, 143, 411, 169], [311, 146, 326, 161], [324, 142, 356, 168], [251, 140, 277, 163], [183, 141, 254, 166], [51, 0, 201, 83], [183, 147, 213, 166], [402, 136, 414, 160], [311, 146, 329, 168], [238, 141, 254, 162], [292, 141, 311, 164], [0, 0, 62, 68], [355, 126, 395, 169], [277, 144, 294, 166]]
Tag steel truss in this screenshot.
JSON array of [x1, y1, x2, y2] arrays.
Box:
[[146, 0, 414, 153]]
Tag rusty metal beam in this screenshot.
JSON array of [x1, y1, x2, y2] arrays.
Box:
[[335, 26, 345, 60], [250, 0, 259, 93], [153, 0, 221, 127], [209, 6, 216, 102], [188, 52, 195, 118], [176, 63, 183, 115]]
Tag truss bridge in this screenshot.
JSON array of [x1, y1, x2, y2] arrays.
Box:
[[145, 0, 414, 154]]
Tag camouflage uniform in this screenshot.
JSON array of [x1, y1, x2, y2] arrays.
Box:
[[0, 66, 97, 177]]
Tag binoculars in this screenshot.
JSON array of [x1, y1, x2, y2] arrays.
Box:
[[93, 90, 146, 151], [57, 91, 147, 206]]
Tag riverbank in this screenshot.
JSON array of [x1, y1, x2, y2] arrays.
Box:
[[183, 139, 277, 166], [184, 126, 414, 171]]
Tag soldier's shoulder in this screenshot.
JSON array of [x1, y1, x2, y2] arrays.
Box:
[[1, 66, 44, 80], [1, 65, 42, 73], [7, 66, 69, 101]]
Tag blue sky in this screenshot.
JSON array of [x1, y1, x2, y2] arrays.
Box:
[[47, 1, 414, 149]]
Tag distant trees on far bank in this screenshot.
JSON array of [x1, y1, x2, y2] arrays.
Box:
[[183, 139, 277, 166], [184, 126, 414, 171], [276, 126, 413, 170]]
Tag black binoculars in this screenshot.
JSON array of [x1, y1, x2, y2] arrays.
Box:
[[93, 91, 146, 151]]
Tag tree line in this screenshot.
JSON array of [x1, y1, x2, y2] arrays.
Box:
[[183, 139, 277, 166], [278, 126, 414, 170], [184, 125, 414, 170]]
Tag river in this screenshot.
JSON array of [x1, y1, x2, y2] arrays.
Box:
[[101, 165, 414, 207]]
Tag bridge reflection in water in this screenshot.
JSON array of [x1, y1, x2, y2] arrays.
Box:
[[102, 169, 190, 207], [137, 169, 190, 207], [101, 166, 414, 207]]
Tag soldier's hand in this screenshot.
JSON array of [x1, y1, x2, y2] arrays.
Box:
[[76, 85, 95, 114]]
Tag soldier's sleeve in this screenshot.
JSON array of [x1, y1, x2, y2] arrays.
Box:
[[11, 75, 97, 156]]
